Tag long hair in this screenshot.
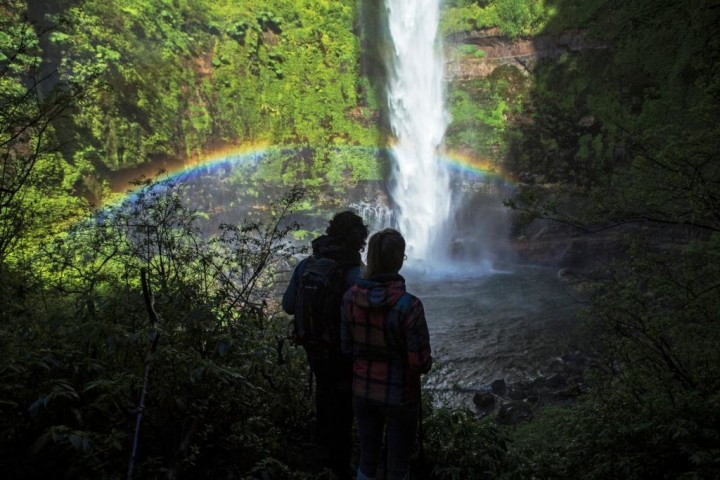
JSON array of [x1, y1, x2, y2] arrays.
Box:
[[364, 228, 405, 278], [326, 210, 369, 253]]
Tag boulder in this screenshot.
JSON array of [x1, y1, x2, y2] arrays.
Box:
[[546, 374, 568, 389], [491, 378, 507, 396], [473, 392, 496, 411]]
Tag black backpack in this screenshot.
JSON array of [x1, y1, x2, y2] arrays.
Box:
[[294, 255, 346, 354]]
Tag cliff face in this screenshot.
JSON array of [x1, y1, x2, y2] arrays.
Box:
[[443, 30, 616, 271], [446, 29, 603, 80]]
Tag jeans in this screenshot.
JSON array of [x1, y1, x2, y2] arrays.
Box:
[[354, 397, 419, 480]]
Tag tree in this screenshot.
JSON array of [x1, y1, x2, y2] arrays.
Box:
[[0, 2, 90, 292]]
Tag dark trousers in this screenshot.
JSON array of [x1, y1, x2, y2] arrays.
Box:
[[354, 397, 419, 480], [309, 352, 354, 479]]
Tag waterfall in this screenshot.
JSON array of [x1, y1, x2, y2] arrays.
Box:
[[350, 201, 395, 233], [384, 0, 451, 262]]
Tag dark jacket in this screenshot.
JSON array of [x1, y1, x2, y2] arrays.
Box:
[[340, 273, 432, 406], [282, 234, 363, 316]]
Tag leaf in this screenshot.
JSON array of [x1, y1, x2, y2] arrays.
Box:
[[28, 397, 46, 417]]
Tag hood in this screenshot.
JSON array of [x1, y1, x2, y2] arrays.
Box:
[[312, 234, 361, 265], [351, 274, 406, 310]]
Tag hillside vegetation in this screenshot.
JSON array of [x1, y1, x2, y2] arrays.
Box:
[[1, 0, 719, 478]]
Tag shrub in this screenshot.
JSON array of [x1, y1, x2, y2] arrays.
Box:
[[420, 397, 513, 479]]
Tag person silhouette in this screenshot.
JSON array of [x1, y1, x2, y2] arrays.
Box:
[[283, 211, 369, 479], [341, 228, 432, 480]]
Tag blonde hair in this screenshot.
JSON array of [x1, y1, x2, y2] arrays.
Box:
[[364, 228, 405, 278]]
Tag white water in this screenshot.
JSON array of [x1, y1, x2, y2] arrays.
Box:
[[350, 201, 395, 233], [384, 0, 451, 262]]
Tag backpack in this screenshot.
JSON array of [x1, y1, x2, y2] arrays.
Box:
[[294, 256, 346, 354]]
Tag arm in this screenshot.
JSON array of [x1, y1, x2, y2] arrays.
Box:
[[404, 298, 432, 374]]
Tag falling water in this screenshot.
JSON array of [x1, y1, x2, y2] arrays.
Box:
[[350, 201, 395, 233], [384, 0, 451, 262]]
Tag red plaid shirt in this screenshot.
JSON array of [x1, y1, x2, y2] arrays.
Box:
[[341, 274, 432, 406]]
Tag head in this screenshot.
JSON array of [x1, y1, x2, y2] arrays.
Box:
[[364, 228, 406, 278], [326, 210, 369, 253]]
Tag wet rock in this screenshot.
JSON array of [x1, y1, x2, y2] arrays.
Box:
[[530, 376, 547, 389], [497, 401, 534, 425], [462, 353, 595, 424], [557, 267, 580, 284], [508, 380, 538, 401], [548, 351, 594, 377], [507, 386, 528, 401], [473, 392, 496, 410], [546, 374, 568, 389], [491, 378, 507, 396], [450, 240, 466, 259]]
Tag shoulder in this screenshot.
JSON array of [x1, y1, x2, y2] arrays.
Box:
[[290, 256, 313, 280], [294, 256, 311, 273], [344, 264, 363, 277], [398, 291, 423, 311]]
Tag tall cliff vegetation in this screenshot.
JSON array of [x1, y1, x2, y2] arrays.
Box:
[[502, 0, 720, 477], [22, 0, 380, 207]]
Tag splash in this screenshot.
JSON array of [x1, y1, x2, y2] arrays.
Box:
[[383, 0, 451, 262]]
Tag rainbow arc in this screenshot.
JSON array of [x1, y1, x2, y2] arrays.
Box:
[[106, 144, 514, 207]]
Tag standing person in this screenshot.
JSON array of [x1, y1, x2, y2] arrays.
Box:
[[341, 228, 432, 480], [282, 211, 369, 480]]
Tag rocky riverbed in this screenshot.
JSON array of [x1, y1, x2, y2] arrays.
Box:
[[410, 263, 594, 424]]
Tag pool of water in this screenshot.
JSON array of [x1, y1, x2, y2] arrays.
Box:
[[405, 264, 587, 392]]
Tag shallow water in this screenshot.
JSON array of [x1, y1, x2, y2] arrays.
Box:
[[405, 264, 587, 392]]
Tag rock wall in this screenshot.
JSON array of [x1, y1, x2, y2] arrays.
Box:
[[445, 29, 605, 80]]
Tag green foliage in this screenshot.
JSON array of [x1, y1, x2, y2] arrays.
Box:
[[0, 174, 317, 477], [325, 147, 383, 185], [441, 3, 490, 35], [422, 401, 513, 479], [508, 364, 720, 479], [35, 0, 377, 184], [494, 0, 550, 38], [0, 6, 94, 278], [2, 0, 719, 478], [504, 0, 720, 477], [459, 43, 479, 56], [590, 237, 720, 398], [446, 66, 529, 163], [247, 146, 382, 207], [441, 2, 501, 35], [505, 239, 720, 477], [440, 0, 552, 36]]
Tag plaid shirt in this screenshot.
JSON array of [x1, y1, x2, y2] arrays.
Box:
[[340, 274, 432, 406]]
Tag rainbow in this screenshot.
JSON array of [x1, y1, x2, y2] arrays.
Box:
[[105, 143, 274, 205], [440, 150, 515, 184], [105, 144, 514, 207], [147, 142, 273, 183]]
